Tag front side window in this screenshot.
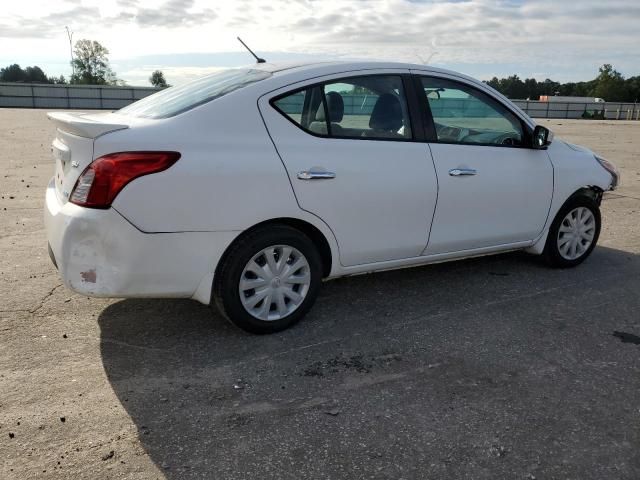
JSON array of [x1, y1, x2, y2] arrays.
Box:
[[272, 75, 412, 141], [421, 77, 524, 147]]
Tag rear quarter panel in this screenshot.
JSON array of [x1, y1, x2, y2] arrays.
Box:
[[97, 92, 304, 232]]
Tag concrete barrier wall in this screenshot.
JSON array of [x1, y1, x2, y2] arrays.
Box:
[[2, 82, 639, 120], [0, 82, 160, 110], [512, 100, 640, 120]]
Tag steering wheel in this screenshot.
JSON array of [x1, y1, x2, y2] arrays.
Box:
[[495, 133, 518, 146]]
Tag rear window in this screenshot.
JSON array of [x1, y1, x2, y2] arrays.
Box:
[[119, 68, 272, 119]]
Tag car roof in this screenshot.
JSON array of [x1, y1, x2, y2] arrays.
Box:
[[251, 60, 486, 93], [255, 60, 462, 77]]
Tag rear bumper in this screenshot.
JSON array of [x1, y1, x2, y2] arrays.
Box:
[[44, 178, 236, 302]]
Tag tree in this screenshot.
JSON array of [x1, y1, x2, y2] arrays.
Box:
[[626, 76, 640, 103], [48, 75, 67, 84], [70, 39, 120, 85], [483, 64, 638, 102], [590, 64, 627, 102], [0, 64, 27, 82], [149, 70, 169, 88], [24, 66, 48, 83], [0, 64, 59, 83]]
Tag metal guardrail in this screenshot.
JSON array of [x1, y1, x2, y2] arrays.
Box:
[[0, 82, 160, 110]]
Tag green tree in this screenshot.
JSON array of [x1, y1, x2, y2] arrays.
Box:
[[149, 70, 169, 88], [483, 65, 640, 101], [0, 64, 60, 83], [485, 77, 501, 91], [590, 64, 627, 101], [523, 78, 539, 99], [499, 75, 527, 99], [70, 39, 120, 85], [0, 64, 27, 82], [49, 75, 67, 84], [626, 76, 640, 103], [24, 66, 48, 83]]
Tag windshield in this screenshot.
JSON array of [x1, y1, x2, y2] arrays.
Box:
[[119, 68, 272, 119]]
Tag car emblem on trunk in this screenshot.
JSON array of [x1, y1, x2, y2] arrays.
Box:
[[71, 160, 79, 168]]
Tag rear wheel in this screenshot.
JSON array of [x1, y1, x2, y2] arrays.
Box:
[[213, 225, 322, 334], [543, 195, 601, 268]]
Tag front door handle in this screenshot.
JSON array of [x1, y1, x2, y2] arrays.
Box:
[[449, 168, 477, 176], [297, 170, 336, 180]]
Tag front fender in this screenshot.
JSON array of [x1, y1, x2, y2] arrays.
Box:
[[526, 140, 611, 255]]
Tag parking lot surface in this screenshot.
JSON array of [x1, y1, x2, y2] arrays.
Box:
[[1, 110, 639, 479]]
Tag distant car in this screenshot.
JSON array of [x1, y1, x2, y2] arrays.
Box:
[[44, 61, 620, 333]]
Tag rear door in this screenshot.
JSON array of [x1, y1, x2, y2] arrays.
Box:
[[414, 74, 553, 254], [260, 71, 438, 267]]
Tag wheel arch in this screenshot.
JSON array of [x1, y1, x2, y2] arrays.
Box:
[[215, 217, 334, 281], [527, 184, 604, 255], [569, 185, 604, 205]]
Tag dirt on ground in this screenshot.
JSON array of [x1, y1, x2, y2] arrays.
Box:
[[1, 110, 639, 479]]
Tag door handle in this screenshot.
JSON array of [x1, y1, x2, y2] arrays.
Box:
[[297, 170, 336, 180], [449, 168, 477, 176]]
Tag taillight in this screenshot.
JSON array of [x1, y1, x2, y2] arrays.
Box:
[[70, 151, 180, 208]]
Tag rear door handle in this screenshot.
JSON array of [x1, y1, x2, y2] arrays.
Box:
[[449, 168, 477, 176], [297, 170, 336, 180]]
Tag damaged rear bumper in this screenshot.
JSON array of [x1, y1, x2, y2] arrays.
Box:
[[44, 178, 231, 301]]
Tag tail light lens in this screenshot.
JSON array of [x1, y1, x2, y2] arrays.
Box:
[[70, 151, 180, 208]]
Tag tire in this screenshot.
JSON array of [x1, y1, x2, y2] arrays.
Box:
[[213, 225, 323, 334], [543, 194, 601, 268]]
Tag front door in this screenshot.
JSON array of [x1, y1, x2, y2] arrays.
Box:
[[260, 72, 438, 266], [416, 74, 554, 255]]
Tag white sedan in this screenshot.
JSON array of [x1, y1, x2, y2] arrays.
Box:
[[44, 61, 620, 333]]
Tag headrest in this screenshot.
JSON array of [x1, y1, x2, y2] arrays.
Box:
[[369, 93, 403, 132], [317, 91, 344, 123]]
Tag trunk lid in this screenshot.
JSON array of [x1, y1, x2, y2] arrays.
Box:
[[48, 112, 129, 204]]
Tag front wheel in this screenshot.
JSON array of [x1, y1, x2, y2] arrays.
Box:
[[543, 195, 601, 268], [213, 225, 322, 334]]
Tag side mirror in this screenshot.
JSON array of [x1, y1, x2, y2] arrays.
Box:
[[532, 125, 553, 149]]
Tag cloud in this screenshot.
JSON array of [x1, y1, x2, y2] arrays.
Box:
[[128, 0, 217, 27], [0, 6, 100, 39], [0, 0, 216, 38], [252, 0, 640, 78], [1, 0, 639, 83]]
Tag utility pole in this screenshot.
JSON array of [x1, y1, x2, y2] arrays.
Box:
[[65, 26, 74, 77]]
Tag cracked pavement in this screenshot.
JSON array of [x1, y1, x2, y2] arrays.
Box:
[[1, 110, 639, 479]]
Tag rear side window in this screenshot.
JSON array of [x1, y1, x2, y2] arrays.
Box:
[[273, 89, 308, 124], [272, 75, 412, 141], [120, 69, 272, 119]]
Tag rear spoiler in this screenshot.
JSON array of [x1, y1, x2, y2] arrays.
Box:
[[47, 112, 129, 139]]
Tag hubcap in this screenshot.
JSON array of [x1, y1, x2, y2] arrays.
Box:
[[557, 207, 596, 260], [239, 245, 311, 321]]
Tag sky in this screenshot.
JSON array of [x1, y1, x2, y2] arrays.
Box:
[[1, 0, 639, 86]]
